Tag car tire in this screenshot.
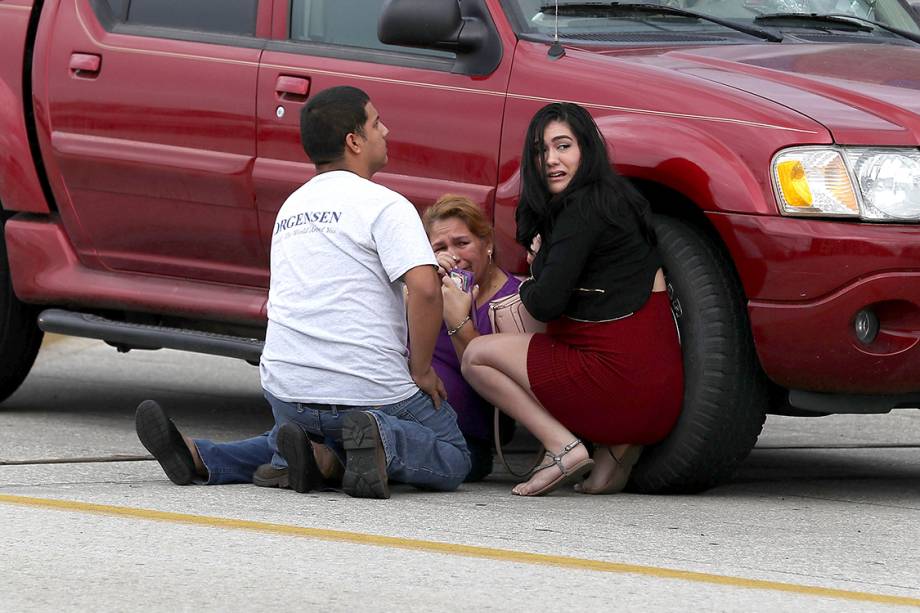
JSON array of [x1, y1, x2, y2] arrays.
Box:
[[628, 216, 768, 494], [0, 217, 43, 404]]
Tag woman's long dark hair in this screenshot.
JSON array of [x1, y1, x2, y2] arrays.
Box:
[[516, 102, 656, 249]]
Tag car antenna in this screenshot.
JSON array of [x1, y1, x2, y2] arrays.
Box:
[[548, 0, 565, 59]]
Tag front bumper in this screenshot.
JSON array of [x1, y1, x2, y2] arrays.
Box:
[[710, 213, 920, 394]]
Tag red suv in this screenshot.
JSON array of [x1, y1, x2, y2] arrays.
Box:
[[2, 0, 919, 492]]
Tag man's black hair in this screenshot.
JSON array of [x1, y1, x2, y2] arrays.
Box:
[[300, 86, 370, 165]]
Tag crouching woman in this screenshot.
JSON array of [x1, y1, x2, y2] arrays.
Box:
[[462, 102, 683, 497]]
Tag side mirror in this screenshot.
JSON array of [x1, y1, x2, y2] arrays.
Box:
[[378, 0, 464, 47], [378, 0, 502, 76]]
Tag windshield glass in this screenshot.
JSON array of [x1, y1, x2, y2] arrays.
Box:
[[502, 0, 920, 43]]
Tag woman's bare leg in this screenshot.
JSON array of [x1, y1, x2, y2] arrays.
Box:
[[578, 443, 642, 494], [462, 333, 589, 495], [580, 445, 620, 491]]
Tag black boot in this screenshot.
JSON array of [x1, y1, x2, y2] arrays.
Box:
[[276, 423, 323, 493], [135, 400, 196, 485], [341, 412, 390, 499]]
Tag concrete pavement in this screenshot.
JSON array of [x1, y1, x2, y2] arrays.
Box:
[[1, 336, 918, 611]]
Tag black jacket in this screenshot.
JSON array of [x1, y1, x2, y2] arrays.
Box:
[[519, 198, 660, 322]]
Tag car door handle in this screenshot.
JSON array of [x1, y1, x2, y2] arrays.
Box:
[[70, 53, 102, 78], [275, 75, 310, 102]]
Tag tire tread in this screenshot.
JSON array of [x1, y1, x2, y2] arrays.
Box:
[[630, 216, 767, 494], [0, 220, 43, 404]]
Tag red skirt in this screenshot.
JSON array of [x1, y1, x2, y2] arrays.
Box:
[[527, 291, 683, 446]]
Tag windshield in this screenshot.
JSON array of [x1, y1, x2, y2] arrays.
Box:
[[502, 0, 920, 43]]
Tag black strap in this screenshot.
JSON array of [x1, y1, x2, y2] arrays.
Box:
[[493, 408, 544, 478]]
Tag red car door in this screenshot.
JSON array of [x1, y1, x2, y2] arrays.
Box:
[[33, 0, 272, 287], [253, 0, 515, 253]]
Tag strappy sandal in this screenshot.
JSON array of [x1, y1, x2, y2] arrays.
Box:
[[575, 445, 643, 495], [512, 439, 594, 497]]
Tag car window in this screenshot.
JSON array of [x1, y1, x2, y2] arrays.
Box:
[[289, 0, 454, 58], [102, 0, 259, 36]]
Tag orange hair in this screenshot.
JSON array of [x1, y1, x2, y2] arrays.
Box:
[[422, 194, 493, 242]]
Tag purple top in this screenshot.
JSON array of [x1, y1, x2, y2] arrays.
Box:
[[433, 271, 522, 442]]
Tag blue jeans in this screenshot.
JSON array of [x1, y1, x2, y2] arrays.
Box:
[[195, 430, 488, 486], [266, 389, 471, 491], [193, 432, 273, 485]]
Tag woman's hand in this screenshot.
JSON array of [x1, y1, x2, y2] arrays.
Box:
[[441, 274, 476, 325], [435, 252, 458, 278], [527, 234, 542, 265]]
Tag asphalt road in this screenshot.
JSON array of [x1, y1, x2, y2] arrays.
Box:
[[1, 335, 918, 612]]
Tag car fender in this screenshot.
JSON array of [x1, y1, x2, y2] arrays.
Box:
[[595, 112, 825, 218], [0, 81, 49, 215], [0, 1, 50, 215]]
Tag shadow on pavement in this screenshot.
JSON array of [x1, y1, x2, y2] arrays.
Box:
[[712, 447, 920, 501]]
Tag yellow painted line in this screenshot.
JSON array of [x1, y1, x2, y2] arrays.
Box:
[[0, 494, 917, 607]]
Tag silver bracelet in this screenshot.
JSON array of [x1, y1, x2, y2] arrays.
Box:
[[447, 315, 471, 336]]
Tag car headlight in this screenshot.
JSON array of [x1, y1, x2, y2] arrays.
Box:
[[772, 147, 920, 221], [844, 148, 920, 220]]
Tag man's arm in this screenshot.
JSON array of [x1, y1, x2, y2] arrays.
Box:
[[404, 264, 447, 408]]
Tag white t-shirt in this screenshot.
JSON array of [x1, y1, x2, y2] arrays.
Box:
[[260, 170, 437, 404]]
